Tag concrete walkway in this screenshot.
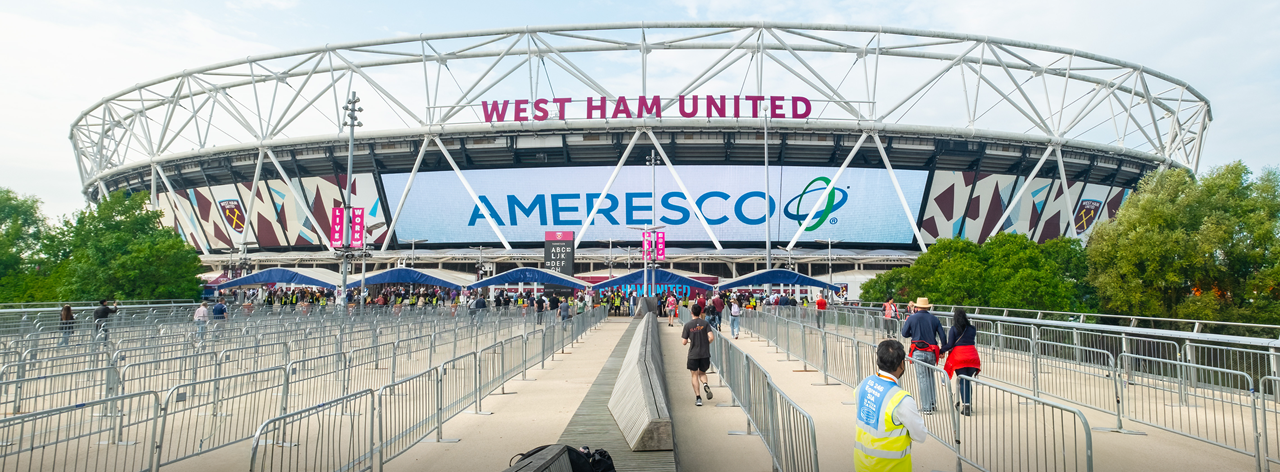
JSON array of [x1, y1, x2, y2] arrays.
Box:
[[559, 318, 677, 471], [658, 319, 773, 472], [384, 318, 629, 472]]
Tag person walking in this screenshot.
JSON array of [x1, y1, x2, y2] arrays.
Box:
[[210, 298, 228, 339], [59, 305, 74, 346], [854, 339, 929, 471], [941, 308, 982, 417], [710, 293, 725, 331], [193, 301, 210, 340], [900, 298, 945, 414], [535, 295, 546, 324], [560, 295, 572, 322], [681, 304, 714, 407], [728, 299, 742, 339], [882, 296, 899, 339], [666, 292, 678, 327], [93, 299, 118, 343]]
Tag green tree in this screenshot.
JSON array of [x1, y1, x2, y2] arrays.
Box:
[[56, 190, 203, 301], [0, 189, 48, 301], [858, 233, 1089, 313], [1087, 162, 1280, 326]]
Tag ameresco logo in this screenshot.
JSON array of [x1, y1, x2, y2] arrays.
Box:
[[466, 179, 847, 229]]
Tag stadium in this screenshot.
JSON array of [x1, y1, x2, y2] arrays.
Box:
[[69, 22, 1211, 296]]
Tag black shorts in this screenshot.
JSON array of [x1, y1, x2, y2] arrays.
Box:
[[687, 357, 710, 372]]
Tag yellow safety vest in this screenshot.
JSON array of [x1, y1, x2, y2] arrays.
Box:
[[854, 375, 914, 472]]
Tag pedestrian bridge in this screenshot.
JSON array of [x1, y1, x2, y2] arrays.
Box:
[[0, 302, 1272, 471]]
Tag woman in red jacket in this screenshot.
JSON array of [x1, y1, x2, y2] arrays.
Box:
[[941, 308, 982, 416]]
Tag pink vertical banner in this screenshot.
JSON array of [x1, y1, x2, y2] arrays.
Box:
[[330, 207, 345, 247], [351, 208, 365, 248], [656, 231, 666, 261], [642, 232, 653, 261]]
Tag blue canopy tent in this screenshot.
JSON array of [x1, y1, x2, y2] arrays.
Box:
[[715, 269, 841, 292], [469, 267, 592, 290], [347, 268, 475, 289], [216, 267, 344, 290], [591, 268, 713, 292]]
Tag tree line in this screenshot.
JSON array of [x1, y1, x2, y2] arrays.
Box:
[[861, 161, 1280, 328], [0, 189, 202, 302]]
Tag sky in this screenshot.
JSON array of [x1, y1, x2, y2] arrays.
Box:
[[1, 0, 1276, 219]]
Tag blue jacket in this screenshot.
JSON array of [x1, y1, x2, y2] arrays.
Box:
[[901, 310, 945, 347]]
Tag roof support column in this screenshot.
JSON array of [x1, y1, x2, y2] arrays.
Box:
[[381, 135, 433, 251], [153, 164, 211, 255], [573, 129, 643, 249]]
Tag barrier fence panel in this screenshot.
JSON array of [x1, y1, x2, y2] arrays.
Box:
[[219, 342, 291, 375], [1186, 342, 1280, 389], [115, 334, 189, 350], [1035, 341, 1123, 421], [709, 326, 819, 472], [248, 389, 377, 472], [1, 351, 113, 382], [283, 353, 347, 413], [1259, 376, 1280, 467], [112, 343, 198, 368], [973, 332, 1035, 391], [439, 353, 478, 420], [119, 352, 219, 397], [1119, 353, 1260, 460], [0, 391, 160, 472], [157, 368, 287, 467], [288, 335, 339, 360], [11, 334, 99, 352], [347, 343, 397, 393], [956, 376, 1093, 471], [377, 367, 440, 464], [24, 341, 113, 361], [393, 334, 433, 381], [1, 366, 119, 415], [200, 335, 258, 353]]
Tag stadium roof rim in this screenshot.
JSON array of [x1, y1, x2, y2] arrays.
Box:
[[72, 21, 1210, 122], [83, 118, 1180, 192]]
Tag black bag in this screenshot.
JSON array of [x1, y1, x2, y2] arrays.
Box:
[[505, 444, 595, 472], [581, 447, 616, 472]]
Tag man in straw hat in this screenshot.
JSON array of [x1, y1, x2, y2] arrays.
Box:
[[900, 297, 946, 413]]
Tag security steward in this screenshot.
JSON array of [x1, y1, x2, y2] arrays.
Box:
[[854, 339, 929, 471]]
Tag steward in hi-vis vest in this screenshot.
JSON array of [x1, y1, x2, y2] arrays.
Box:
[[854, 339, 929, 471]]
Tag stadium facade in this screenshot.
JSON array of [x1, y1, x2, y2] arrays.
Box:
[[69, 23, 1210, 292]]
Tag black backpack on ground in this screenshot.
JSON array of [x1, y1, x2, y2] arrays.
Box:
[[505, 444, 614, 472]]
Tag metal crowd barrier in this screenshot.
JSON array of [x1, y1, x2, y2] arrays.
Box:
[[749, 309, 1096, 471], [699, 309, 820, 472], [248, 389, 379, 472], [0, 391, 161, 471], [0, 305, 609, 472], [156, 367, 287, 467]]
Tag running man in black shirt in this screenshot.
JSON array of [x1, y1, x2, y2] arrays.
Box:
[[681, 305, 715, 406]]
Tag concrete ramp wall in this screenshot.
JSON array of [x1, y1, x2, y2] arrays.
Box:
[[607, 312, 673, 451]]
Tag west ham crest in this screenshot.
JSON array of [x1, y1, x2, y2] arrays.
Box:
[[219, 200, 247, 234], [1074, 199, 1103, 234]]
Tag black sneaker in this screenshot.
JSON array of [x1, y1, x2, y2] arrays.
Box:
[[695, 396, 703, 407], [703, 383, 713, 400]]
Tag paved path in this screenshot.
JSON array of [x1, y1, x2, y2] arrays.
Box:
[[658, 319, 774, 472], [383, 318, 629, 472], [559, 317, 677, 471]]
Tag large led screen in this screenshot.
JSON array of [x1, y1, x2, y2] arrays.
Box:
[[382, 165, 928, 244]]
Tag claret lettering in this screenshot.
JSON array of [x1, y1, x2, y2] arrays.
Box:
[[480, 95, 812, 122]]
